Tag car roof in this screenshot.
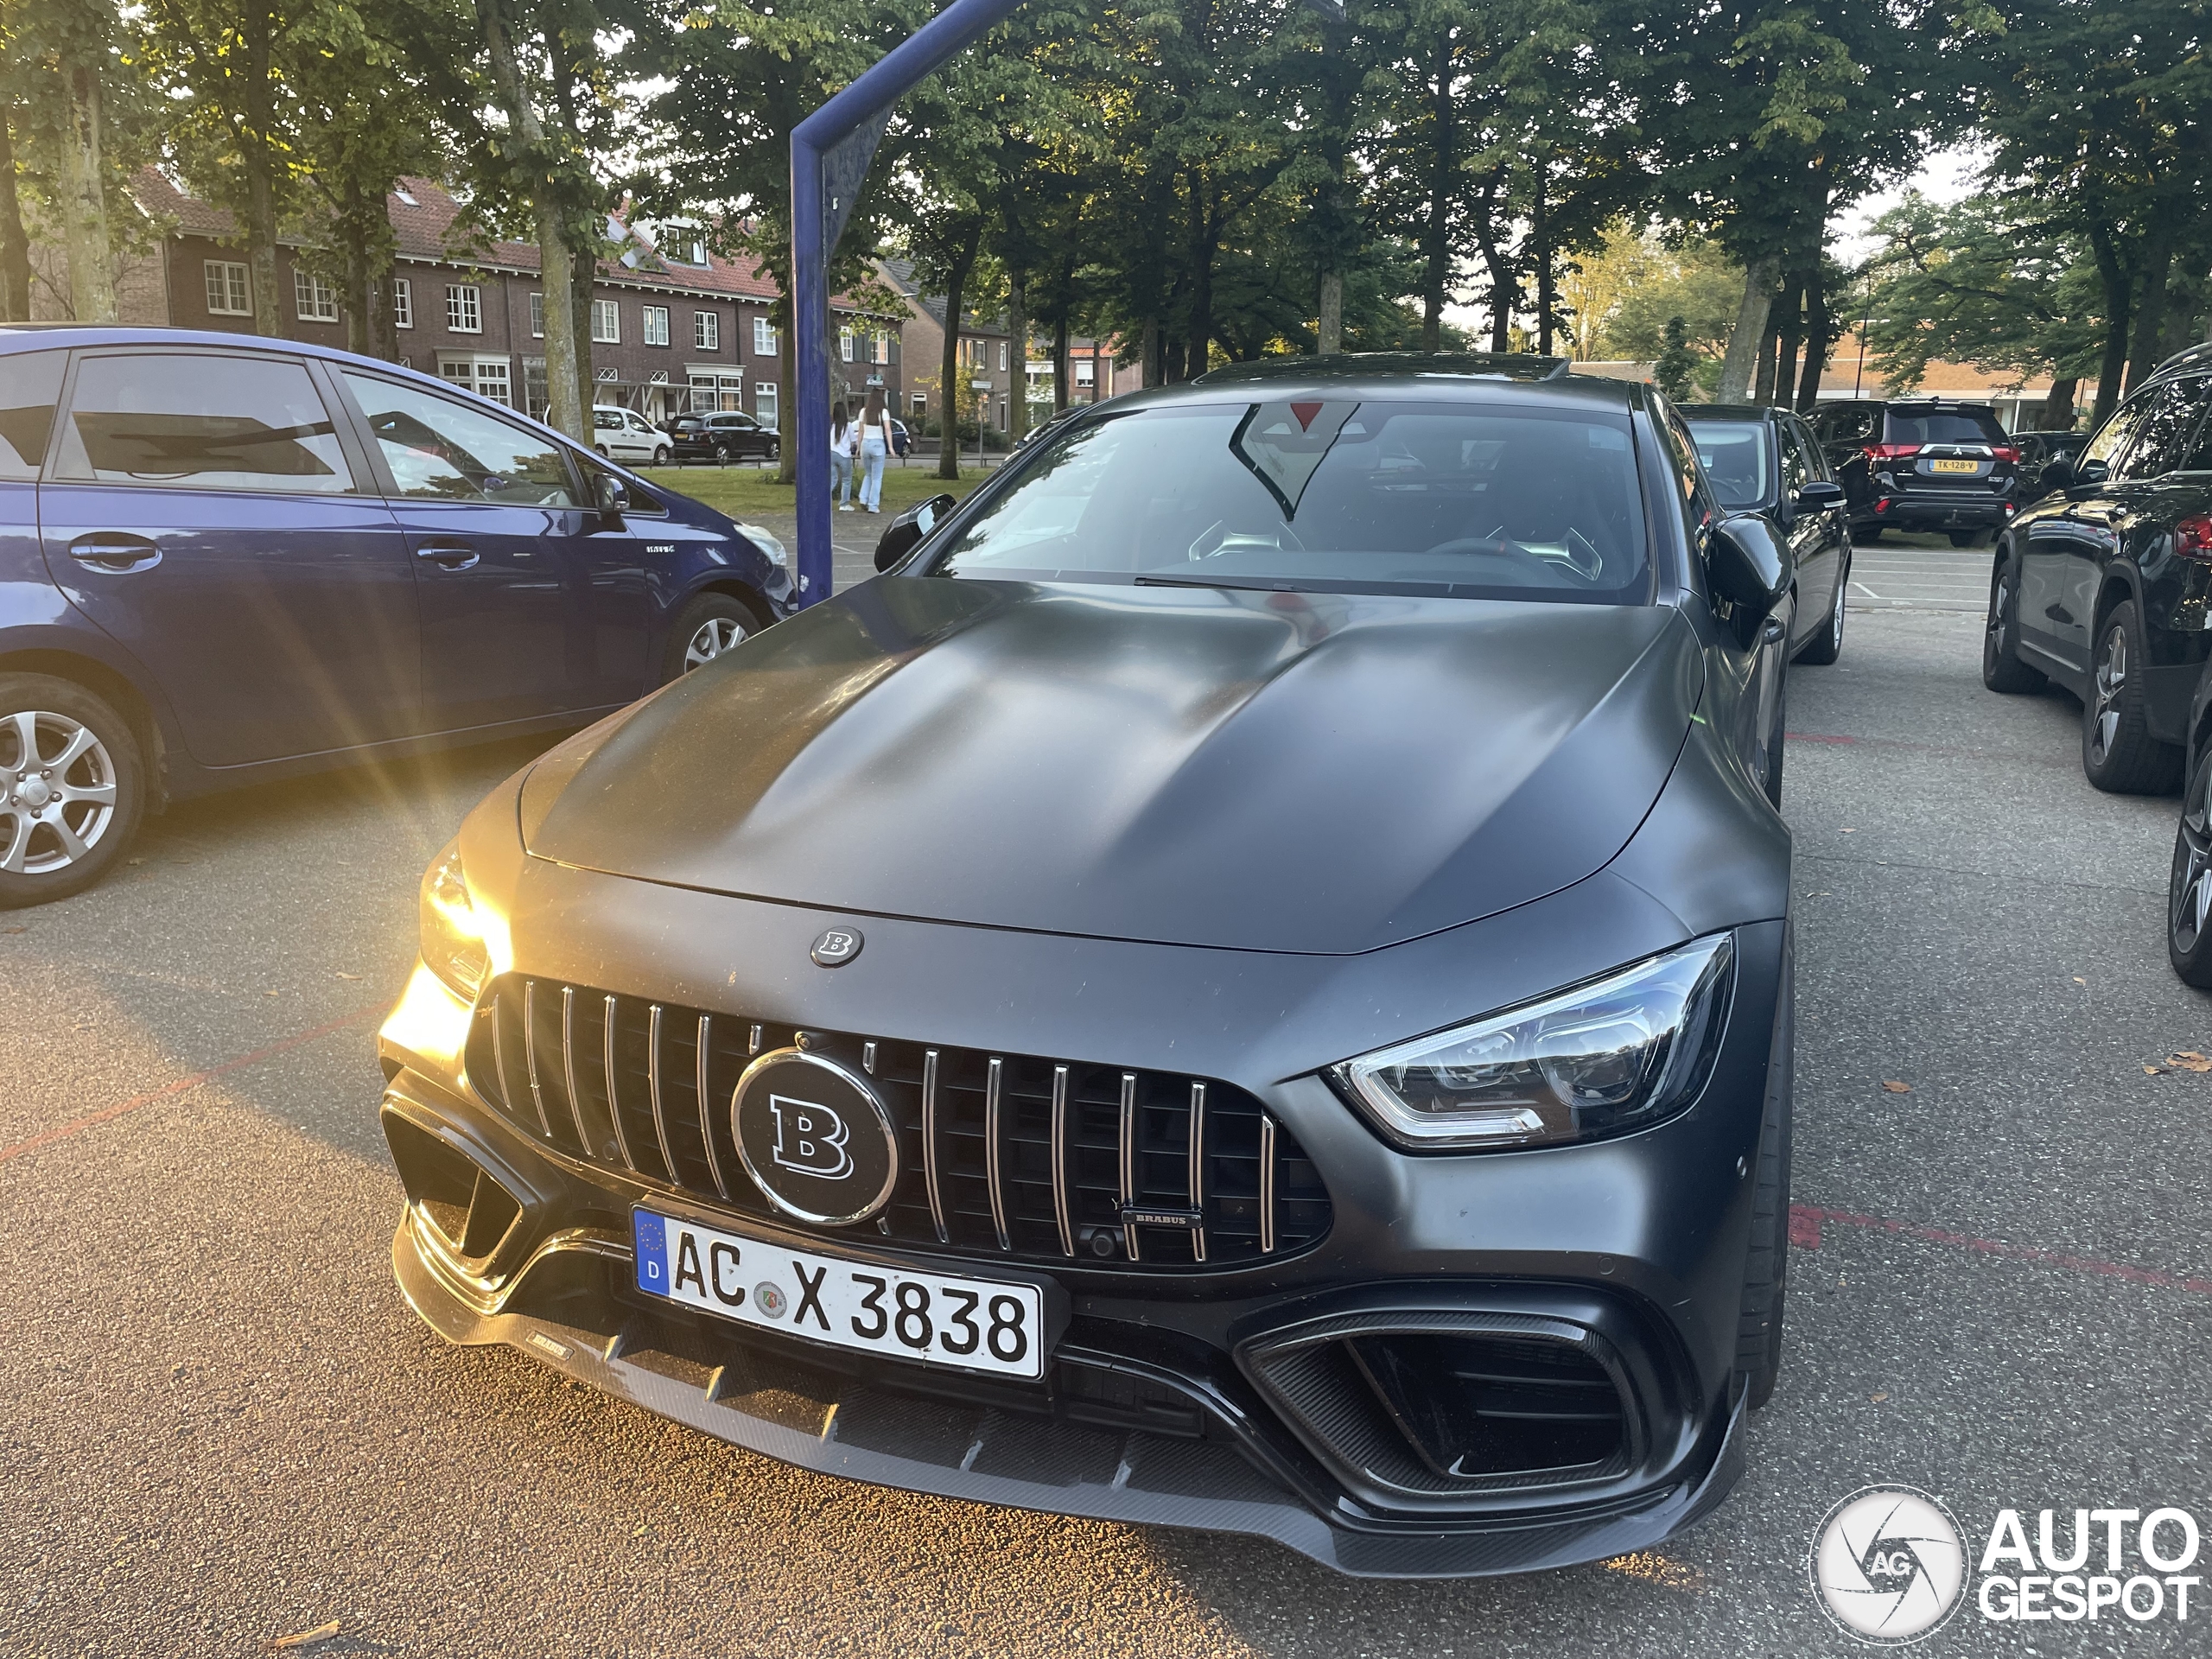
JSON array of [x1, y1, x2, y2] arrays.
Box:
[[1166, 351, 1642, 413]]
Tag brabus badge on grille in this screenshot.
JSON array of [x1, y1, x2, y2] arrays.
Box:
[[810, 926, 863, 967], [731, 1049, 899, 1226]]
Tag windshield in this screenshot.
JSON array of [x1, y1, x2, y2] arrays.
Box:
[[1687, 421, 1774, 510], [930, 399, 1650, 603]]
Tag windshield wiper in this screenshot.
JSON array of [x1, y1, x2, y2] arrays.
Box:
[[1131, 573, 1313, 593]]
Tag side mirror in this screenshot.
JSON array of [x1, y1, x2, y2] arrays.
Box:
[[2075, 457, 2109, 487], [1795, 480, 1845, 512], [594, 474, 630, 515], [1708, 513, 1789, 629], [874, 491, 957, 572]]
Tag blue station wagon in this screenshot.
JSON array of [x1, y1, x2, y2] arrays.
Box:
[[0, 326, 795, 905]]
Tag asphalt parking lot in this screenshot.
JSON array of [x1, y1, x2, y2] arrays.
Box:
[[8, 543, 2212, 1657]]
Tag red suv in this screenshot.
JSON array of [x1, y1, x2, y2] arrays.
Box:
[[1808, 397, 2018, 546]]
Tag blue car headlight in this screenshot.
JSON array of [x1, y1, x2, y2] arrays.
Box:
[[1330, 934, 1735, 1151]]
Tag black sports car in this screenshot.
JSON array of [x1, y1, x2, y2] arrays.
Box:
[[378, 354, 1797, 1577]]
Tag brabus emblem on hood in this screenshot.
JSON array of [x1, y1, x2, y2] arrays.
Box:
[[810, 927, 862, 967]]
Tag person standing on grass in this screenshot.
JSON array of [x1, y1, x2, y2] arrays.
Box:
[[856, 386, 893, 514], [830, 400, 855, 511]]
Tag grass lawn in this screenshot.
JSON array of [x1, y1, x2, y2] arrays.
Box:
[[638, 462, 988, 520]]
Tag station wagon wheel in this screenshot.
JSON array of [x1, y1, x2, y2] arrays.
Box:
[[660, 592, 766, 683], [2171, 748, 2212, 984], [0, 673, 146, 908], [1981, 555, 2043, 694], [2082, 600, 2183, 794]]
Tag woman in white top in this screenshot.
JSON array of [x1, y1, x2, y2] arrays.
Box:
[[830, 401, 855, 510], [855, 386, 893, 514]]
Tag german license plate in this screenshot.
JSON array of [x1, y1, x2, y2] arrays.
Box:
[[1929, 458, 1980, 474], [631, 1208, 1046, 1379]]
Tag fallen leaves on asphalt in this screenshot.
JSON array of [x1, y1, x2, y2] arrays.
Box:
[[1882, 1080, 1912, 1093], [2170, 1052, 2212, 1073], [270, 1622, 340, 1650]]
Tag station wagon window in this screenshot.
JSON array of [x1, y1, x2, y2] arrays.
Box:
[[1688, 421, 1774, 510], [55, 353, 355, 493], [0, 349, 63, 480], [934, 400, 1652, 603], [2082, 393, 2154, 475], [341, 372, 576, 507]]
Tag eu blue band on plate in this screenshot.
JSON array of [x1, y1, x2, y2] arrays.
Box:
[[633, 1210, 669, 1294]]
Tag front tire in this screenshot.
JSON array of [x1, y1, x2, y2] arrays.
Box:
[[0, 674, 145, 908], [661, 591, 766, 683], [1983, 555, 2044, 694], [2170, 747, 2212, 985], [1796, 553, 1847, 666], [2083, 600, 2183, 793]]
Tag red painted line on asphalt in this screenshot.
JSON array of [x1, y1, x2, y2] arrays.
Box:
[[0, 1003, 382, 1167], [1789, 1204, 2212, 1295]]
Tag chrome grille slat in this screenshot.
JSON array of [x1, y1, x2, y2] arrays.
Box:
[[984, 1056, 1010, 1251], [1050, 1065, 1074, 1258], [696, 1014, 729, 1199], [467, 974, 1328, 1271], [602, 994, 635, 1171]]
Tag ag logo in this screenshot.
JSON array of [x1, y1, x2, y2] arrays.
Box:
[[810, 926, 863, 967], [1810, 1485, 1967, 1645], [732, 1049, 898, 1226]]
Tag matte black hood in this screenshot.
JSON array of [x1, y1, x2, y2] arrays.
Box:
[[521, 578, 1703, 955]]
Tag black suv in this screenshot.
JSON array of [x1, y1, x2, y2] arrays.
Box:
[[2012, 430, 2089, 507], [669, 410, 780, 463], [1808, 397, 2018, 546], [1983, 342, 2212, 793]]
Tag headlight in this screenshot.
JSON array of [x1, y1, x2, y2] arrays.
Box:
[[1330, 934, 1734, 1151], [736, 523, 787, 567], [418, 838, 490, 1001]]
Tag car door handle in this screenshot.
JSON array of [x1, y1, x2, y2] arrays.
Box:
[[1762, 617, 1787, 644], [67, 532, 162, 574], [414, 543, 480, 571]]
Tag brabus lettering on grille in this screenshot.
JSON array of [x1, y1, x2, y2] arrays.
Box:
[[769, 1094, 853, 1179]]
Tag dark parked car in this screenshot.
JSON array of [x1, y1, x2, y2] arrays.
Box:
[[2012, 429, 2089, 506], [379, 353, 1798, 1577], [0, 325, 794, 905], [1683, 404, 1852, 667], [1985, 341, 2212, 794], [1808, 396, 2018, 545], [667, 409, 780, 463]]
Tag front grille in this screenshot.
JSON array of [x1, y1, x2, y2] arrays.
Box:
[[466, 974, 1331, 1270]]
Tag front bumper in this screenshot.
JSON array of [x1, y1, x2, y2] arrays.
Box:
[[377, 853, 1786, 1577]]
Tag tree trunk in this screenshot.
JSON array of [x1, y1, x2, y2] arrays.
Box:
[[1140, 315, 1160, 388], [937, 248, 974, 481], [57, 63, 115, 323], [245, 5, 282, 338], [1717, 256, 1779, 405], [0, 97, 33, 322], [569, 227, 595, 423], [1772, 277, 1803, 410], [2087, 220, 2132, 426], [1005, 271, 1028, 442], [1752, 315, 1779, 404], [1531, 164, 1554, 356], [1419, 52, 1454, 355], [2124, 225, 2177, 393], [1795, 264, 1828, 411], [1318, 270, 1342, 355], [2037, 376, 2079, 431], [1053, 315, 1069, 411]]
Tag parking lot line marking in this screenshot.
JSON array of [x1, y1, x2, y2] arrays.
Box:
[[0, 1002, 381, 1168], [1789, 1204, 2212, 1295], [1852, 581, 1885, 600]]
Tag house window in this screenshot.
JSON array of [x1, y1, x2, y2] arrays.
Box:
[[840, 328, 855, 362], [437, 354, 512, 405], [912, 392, 927, 416], [204, 260, 251, 317], [1076, 359, 1095, 386], [391, 278, 413, 328], [294, 270, 339, 323], [998, 341, 1008, 372], [530, 293, 544, 338], [643, 305, 670, 346], [693, 311, 719, 351], [591, 300, 620, 344], [446, 284, 482, 333], [874, 334, 891, 365], [753, 383, 778, 428], [998, 397, 1008, 429], [753, 316, 777, 356]]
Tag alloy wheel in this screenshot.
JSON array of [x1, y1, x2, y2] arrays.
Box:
[[0, 709, 119, 875], [683, 617, 748, 671], [2090, 622, 2127, 764], [2176, 758, 2212, 956], [1986, 572, 2012, 656]]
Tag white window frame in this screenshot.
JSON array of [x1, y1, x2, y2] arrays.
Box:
[[204, 260, 251, 317], [437, 353, 512, 406], [693, 311, 719, 351], [874, 334, 891, 365], [753, 382, 779, 428], [998, 341, 1008, 372], [391, 277, 413, 329], [446, 284, 482, 334], [839, 327, 855, 362], [592, 299, 620, 344], [912, 391, 928, 415], [643, 304, 670, 347], [1076, 358, 1096, 386], [529, 293, 544, 339], [293, 269, 339, 323], [753, 316, 778, 357]]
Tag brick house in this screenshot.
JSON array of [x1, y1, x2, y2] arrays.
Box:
[[118, 173, 898, 429], [879, 257, 1139, 435]]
